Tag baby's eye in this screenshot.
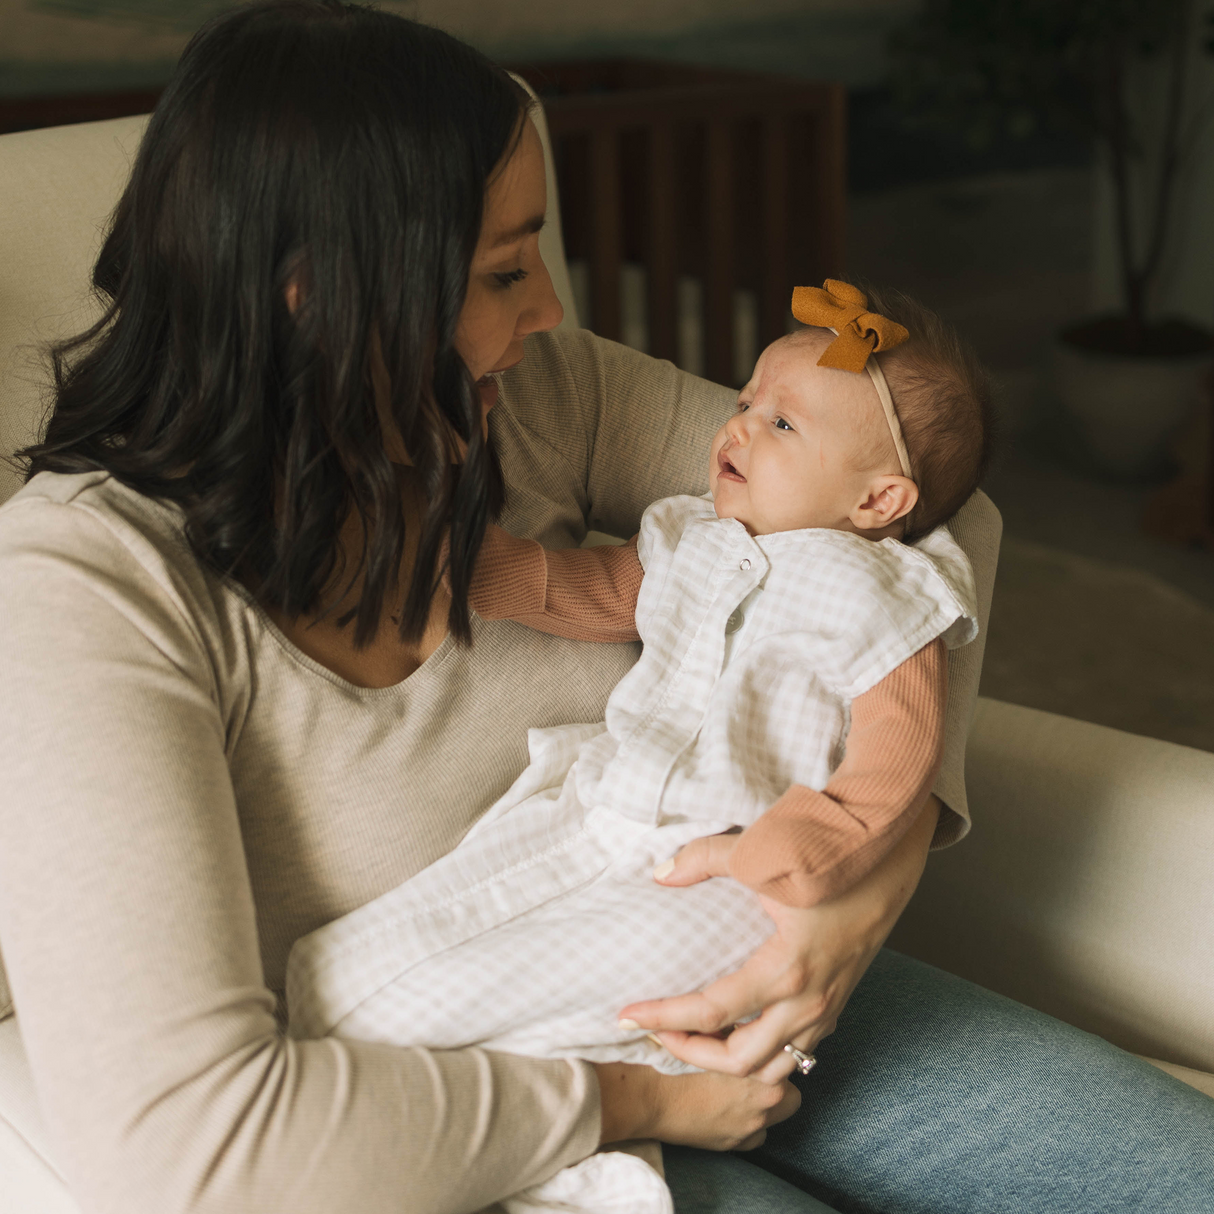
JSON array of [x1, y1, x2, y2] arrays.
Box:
[[737, 401, 750, 412], [774, 417, 794, 431]]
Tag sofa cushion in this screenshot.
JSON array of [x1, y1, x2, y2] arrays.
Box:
[[0, 115, 150, 507], [1142, 1057, 1214, 1100], [891, 697, 1214, 1074]]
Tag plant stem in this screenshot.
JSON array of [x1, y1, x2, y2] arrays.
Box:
[[1140, 0, 1195, 309], [1104, 34, 1144, 348]]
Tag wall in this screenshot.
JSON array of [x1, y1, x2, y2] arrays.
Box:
[[0, 0, 916, 96], [424, 0, 915, 84]]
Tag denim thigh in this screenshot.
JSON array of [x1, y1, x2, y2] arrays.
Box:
[[751, 949, 1214, 1214], [665, 1145, 841, 1213]]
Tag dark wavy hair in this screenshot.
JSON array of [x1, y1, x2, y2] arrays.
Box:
[[19, 0, 529, 646]]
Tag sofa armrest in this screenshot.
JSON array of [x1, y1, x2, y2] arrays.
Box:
[[889, 697, 1214, 1073]]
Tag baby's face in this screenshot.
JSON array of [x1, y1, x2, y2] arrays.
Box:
[[709, 332, 896, 537]]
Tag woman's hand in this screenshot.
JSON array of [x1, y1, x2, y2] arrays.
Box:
[[618, 796, 941, 1077], [594, 1060, 801, 1151]]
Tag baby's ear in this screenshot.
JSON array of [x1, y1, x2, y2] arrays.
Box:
[[851, 475, 918, 534]]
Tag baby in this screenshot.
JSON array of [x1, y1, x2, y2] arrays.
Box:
[[286, 282, 992, 1214]]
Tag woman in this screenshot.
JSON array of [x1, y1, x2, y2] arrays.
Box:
[[0, 4, 1208, 1214]]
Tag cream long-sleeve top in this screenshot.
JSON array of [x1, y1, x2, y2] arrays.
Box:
[[0, 329, 1001, 1214]]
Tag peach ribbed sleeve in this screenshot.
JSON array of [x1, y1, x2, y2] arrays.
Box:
[[728, 639, 948, 907], [469, 525, 642, 643]]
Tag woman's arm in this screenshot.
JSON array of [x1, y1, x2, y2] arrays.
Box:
[[618, 794, 941, 1075], [0, 497, 599, 1214]]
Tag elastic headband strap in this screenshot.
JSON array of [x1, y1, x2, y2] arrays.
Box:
[[828, 327, 912, 479]]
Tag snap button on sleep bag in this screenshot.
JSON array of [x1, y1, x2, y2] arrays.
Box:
[[739, 558, 751, 571], [725, 608, 745, 634]]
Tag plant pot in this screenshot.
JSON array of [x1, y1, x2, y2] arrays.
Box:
[[1052, 317, 1214, 480]]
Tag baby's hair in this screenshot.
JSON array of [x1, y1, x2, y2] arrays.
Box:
[[862, 285, 995, 542]]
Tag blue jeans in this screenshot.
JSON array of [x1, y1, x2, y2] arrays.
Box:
[[666, 950, 1214, 1214]]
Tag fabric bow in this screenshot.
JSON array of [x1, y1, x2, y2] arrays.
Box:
[[791, 280, 909, 372]]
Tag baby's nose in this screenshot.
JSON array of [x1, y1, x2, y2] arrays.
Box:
[[725, 412, 750, 443]]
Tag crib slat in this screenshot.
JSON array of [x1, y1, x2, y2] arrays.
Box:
[[761, 114, 789, 350], [527, 67, 846, 379], [589, 127, 622, 342], [647, 122, 678, 363], [815, 90, 847, 283], [705, 118, 734, 385]]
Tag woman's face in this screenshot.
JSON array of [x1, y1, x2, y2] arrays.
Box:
[[455, 116, 563, 421]]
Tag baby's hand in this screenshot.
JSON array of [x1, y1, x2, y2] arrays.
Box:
[[649, 831, 740, 888]]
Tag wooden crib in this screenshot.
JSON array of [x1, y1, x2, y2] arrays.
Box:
[[511, 61, 847, 386]]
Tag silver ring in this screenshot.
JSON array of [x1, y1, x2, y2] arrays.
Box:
[[784, 1045, 817, 1074]]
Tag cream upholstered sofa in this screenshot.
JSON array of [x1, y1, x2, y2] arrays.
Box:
[[2, 107, 1212, 1214]]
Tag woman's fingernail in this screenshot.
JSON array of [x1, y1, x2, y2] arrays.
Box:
[[618, 1018, 641, 1031], [652, 859, 675, 880], [646, 1033, 665, 1049]]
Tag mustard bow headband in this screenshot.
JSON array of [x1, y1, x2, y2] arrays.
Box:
[[791, 280, 913, 479]]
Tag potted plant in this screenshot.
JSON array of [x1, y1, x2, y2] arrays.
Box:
[[890, 0, 1214, 479]]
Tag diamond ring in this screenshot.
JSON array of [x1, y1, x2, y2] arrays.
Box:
[[784, 1045, 817, 1074]]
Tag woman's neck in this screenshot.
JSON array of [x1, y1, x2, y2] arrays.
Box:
[[263, 465, 452, 688]]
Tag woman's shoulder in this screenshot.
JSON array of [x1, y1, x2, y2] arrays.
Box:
[[5, 467, 175, 526], [495, 328, 632, 456], [500, 327, 646, 399], [499, 328, 734, 441], [0, 471, 237, 671], [1, 470, 195, 582], [495, 330, 735, 544]]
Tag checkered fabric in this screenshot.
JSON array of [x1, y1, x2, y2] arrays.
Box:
[[575, 495, 977, 823], [286, 496, 978, 1214], [503, 1146, 673, 1214]]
